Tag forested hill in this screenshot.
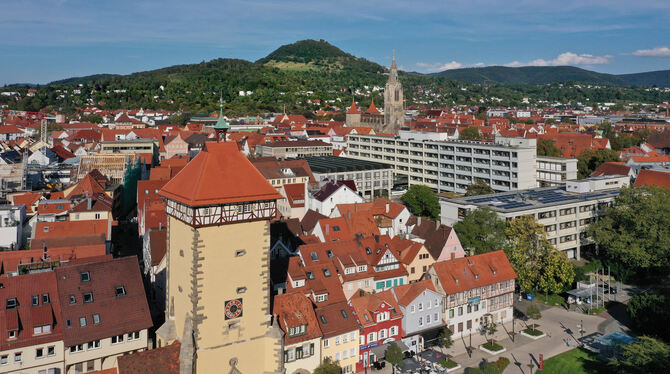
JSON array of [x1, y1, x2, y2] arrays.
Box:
[[432, 65, 670, 86], [1, 39, 669, 115]]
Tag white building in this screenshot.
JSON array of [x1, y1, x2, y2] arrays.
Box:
[[536, 156, 578, 187], [0, 205, 25, 250]]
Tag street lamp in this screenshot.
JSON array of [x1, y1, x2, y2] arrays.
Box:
[[527, 358, 535, 374]]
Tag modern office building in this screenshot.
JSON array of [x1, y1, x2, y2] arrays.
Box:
[[439, 175, 630, 259], [304, 156, 394, 199], [257, 140, 333, 159], [536, 156, 578, 187], [346, 131, 537, 194]]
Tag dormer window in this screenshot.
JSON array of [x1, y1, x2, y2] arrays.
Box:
[[43, 226, 50, 232], [310, 252, 318, 261], [306, 271, 314, 280], [32, 295, 39, 306], [344, 267, 355, 275], [323, 268, 331, 278], [320, 316, 327, 324], [42, 294, 50, 304], [80, 272, 90, 282], [8, 330, 17, 339], [365, 247, 372, 255], [326, 250, 334, 258], [332, 226, 340, 232], [6, 298, 17, 310], [115, 286, 126, 297]]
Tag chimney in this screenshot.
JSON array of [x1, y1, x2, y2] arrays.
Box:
[[385, 203, 389, 214], [418, 216, 422, 226], [159, 222, 162, 230], [87, 197, 92, 210], [325, 224, 330, 235], [451, 252, 456, 263]]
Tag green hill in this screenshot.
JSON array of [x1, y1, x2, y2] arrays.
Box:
[[255, 39, 383, 73], [432, 66, 625, 85], [432, 65, 670, 87]]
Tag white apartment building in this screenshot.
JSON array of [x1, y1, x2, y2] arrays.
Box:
[[536, 156, 578, 187], [0, 205, 25, 250], [440, 175, 629, 259], [346, 131, 537, 194]]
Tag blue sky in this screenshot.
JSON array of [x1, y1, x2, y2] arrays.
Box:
[[1, 0, 669, 84]]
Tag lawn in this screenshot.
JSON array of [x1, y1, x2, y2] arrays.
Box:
[[438, 358, 458, 369], [523, 328, 544, 336], [541, 348, 608, 374], [482, 341, 504, 351], [535, 293, 567, 307]]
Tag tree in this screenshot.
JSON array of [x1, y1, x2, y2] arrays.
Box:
[[437, 326, 454, 353], [589, 186, 670, 282], [526, 303, 542, 320], [81, 114, 103, 124], [314, 357, 341, 374], [484, 321, 498, 344], [505, 215, 574, 294], [576, 148, 621, 178], [627, 293, 670, 340], [460, 126, 482, 140], [609, 336, 670, 374], [168, 113, 188, 125], [465, 178, 494, 196], [536, 138, 562, 157], [401, 185, 440, 220], [454, 207, 508, 255], [385, 342, 404, 373]]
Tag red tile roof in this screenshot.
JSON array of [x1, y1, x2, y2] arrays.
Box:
[[34, 220, 109, 240], [348, 290, 403, 328], [160, 141, 282, 206], [56, 256, 152, 346], [392, 279, 437, 307], [283, 183, 306, 208], [346, 98, 360, 115], [590, 162, 631, 177], [366, 99, 380, 114], [430, 250, 516, 295], [117, 341, 180, 374], [67, 172, 106, 198], [635, 169, 670, 189], [0, 271, 63, 351], [273, 292, 322, 345], [10, 192, 42, 213], [315, 301, 360, 338]]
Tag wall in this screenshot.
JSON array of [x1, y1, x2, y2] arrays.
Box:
[[64, 329, 147, 373], [0, 340, 64, 374], [321, 330, 358, 374]]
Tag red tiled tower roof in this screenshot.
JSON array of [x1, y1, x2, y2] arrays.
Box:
[[159, 141, 282, 206], [366, 99, 380, 114], [347, 98, 360, 114]]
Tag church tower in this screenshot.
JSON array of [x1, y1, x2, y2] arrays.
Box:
[[157, 141, 284, 374], [384, 51, 405, 133]]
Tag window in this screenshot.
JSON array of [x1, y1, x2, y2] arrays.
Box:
[[434, 312, 439, 322], [6, 298, 17, 309], [69, 295, 76, 304], [449, 309, 454, 318], [335, 336, 340, 345], [34, 326, 43, 335], [83, 292, 93, 303], [410, 305, 415, 313], [418, 317, 423, 326], [32, 295, 39, 306], [315, 294, 328, 303], [310, 252, 318, 261], [80, 272, 90, 282], [418, 302, 423, 311], [458, 307, 463, 316], [47, 346, 55, 356], [80, 317, 87, 327], [66, 319, 71, 328], [235, 249, 246, 257], [93, 314, 100, 324], [42, 293, 50, 304], [69, 344, 84, 353], [323, 268, 331, 277], [14, 352, 21, 362], [379, 329, 387, 339], [127, 331, 140, 341], [427, 314, 431, 323], [8, 330, 17, 339], [115, 286, 126, 297], [0, 355, 7, 365], [389, 326, 398, 336], [36, 348, 44, 358], [111, 334, 124, 344]]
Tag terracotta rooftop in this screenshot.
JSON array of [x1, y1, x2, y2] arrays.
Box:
[[591, 162, 631, 177], [117, 341, 180, 374], [315, 301, 360, 339], [160, 141, 282, 206], [430, 250, 516, 295], [273, 292, 322, 346], [635, 169, 670, 189]]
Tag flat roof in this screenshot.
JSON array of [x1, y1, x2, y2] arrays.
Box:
[[303, 156, 393, 173], [441, 185, 620, 213]]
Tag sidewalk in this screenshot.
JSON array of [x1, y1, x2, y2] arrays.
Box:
[[437, 306, 607, 373]]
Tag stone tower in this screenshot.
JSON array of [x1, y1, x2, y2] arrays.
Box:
[[383, 51, 405, 133], [157, 142, 284, 374]]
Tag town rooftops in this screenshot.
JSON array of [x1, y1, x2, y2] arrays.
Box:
[[260, 140, 332, 148], [591, 162, 631, 177], [159, 141, 282, 206], [441, 185, 620, 213], [117, 341, 180, 374], [430, 250, 516, 295], [55, 256, 152, 346], [635, 169, 670, 189], [273, 292, 322, 346], [315, 301, 360, 338]]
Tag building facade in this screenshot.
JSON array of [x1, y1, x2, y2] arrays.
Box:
[[440, 176, 629, 259], [346, 132, 537, 194], [305, 156, 394, 199], [536, 156, 578, 187], [257, 140, 333, 159], [383, 52, 405, 134]]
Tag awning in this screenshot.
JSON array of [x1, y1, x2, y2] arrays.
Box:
[[370, 340, 410, 358], [566, 287, 596, 298]]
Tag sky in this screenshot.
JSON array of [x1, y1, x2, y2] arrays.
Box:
[[1, 0, 670, 84]]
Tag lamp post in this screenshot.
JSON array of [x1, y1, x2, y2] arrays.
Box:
[[527, 358, 535, 374]]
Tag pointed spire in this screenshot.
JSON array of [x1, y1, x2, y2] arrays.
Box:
[[213, 91, 229, 141], [347, 97, 360, 114], [366, 99, 380, 114], [389, 49, 398, 82]]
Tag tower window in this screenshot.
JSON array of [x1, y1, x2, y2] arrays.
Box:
[[235, 250, 246, 257], [236, 287, 247, 294]]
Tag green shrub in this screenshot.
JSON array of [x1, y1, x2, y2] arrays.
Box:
[[438, 358, 458, 369], [492, 357, 510, 372], [482, 341, 503, 351], [464, 368, 484, 374], [523, 328, 544, 336]]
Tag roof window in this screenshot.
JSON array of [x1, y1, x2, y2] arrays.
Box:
[[306, 271, 314, 280], [327, 250, 334, 258], [80, 272, 90, 282], [6, 298, 18, 309], [115, 286, 126, 297], [323, 268, 331, 277], [341, 310, 348, 319], [310, 252, 318, 261], [83, 292, 94, 304], [320, 316, 327, 324]]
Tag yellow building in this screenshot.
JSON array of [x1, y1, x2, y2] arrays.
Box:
[[315, 302, 360, 374], [157, 141, 284, 374]]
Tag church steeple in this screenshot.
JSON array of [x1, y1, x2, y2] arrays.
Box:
[[213, 92, 230, 142], [389, 49, 398, 83]]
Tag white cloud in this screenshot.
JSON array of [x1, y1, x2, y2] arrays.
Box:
[[416, 61, 464, 72], [632, 46, 670, 57], [504, 52, 612, 67]]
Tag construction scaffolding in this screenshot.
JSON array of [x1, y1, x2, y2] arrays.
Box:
[[77, 154, 137, 185]]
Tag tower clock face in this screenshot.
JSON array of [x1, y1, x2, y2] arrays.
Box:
[[225, 298, 243, 320]]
